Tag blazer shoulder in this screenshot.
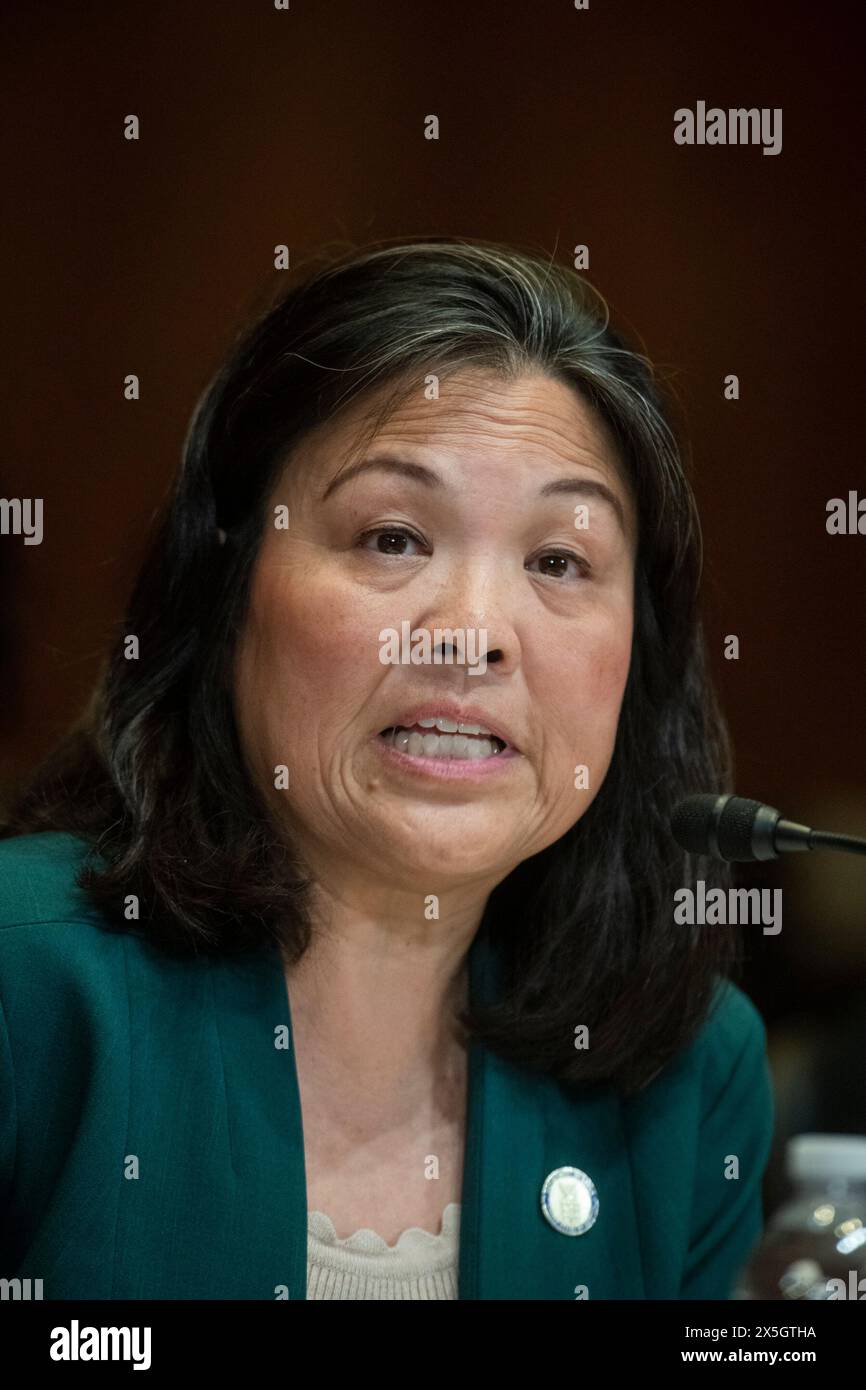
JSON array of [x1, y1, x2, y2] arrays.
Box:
[[627, 975, 770, 1118], [696, 975, 769, 1093], [0, 829, 105, 931], [0, 832, 126, 1018], [630, 975, 772, 1153]]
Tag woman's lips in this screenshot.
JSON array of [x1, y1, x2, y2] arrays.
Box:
[[380, 724, 506, 758], [379, 706, 519, 751], [374, 726, 520, 780]]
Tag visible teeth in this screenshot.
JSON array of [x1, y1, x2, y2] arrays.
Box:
[[418, 716, 459, 733], [467, 739, 492, 759], [389, 728, 500, 759], [410, 716, 492, 736]]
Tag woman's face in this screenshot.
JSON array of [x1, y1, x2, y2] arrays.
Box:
[[234, 369, 636, 895]]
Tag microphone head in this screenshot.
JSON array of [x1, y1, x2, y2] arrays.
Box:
[[670, 794, 774, 861], [670, 794, 725, 855]]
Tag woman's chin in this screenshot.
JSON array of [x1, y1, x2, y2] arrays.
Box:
[[360, 821, 519, 886]]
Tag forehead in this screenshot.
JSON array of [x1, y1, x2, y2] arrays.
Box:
[[333, 369, 622, 468], [278, 368, 635, 538]]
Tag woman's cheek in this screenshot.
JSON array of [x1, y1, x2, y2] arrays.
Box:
[[594, 631, 633, 710], [559, 622, 633, 777], [588, 597, 634, 695], [251, 565, 355, 670], [558, 604, 632, 703]]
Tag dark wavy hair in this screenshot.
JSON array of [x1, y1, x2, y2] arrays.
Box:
[[0, 235, 740, 1094]]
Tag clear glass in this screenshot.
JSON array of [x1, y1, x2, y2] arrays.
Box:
[[734, 1178, 866, 1300]]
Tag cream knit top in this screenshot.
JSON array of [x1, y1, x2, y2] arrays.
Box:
[[306, 1202, 461, 1299]]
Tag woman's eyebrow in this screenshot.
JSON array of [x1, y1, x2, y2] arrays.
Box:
[[320, 455, 443, 501], [320, 453, 628, 534], [538, 475, 628, 536]]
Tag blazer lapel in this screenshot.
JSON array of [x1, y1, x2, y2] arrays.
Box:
[[110, 941, 308, 1299], [207, 946, 310, 1300], [205, 927, 646, 1301], [459, 925, 646, 1299]]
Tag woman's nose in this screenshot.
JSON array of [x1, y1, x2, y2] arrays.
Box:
[[429, 633, 505, 666], [405, 557, 521, 674]]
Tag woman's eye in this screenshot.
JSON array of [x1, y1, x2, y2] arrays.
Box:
[[355, 531, 589, 577], [527, 551, 591, 581], [356, 525, 427, 557]]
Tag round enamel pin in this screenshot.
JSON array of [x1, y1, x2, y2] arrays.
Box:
[[540, 1166, 599, 1236]]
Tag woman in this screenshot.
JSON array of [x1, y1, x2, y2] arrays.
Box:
[[0, 236, 773, 1300]]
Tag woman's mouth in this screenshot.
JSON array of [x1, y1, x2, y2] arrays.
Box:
[[373, 710, 520, 781], [379, 721, 507, 761]]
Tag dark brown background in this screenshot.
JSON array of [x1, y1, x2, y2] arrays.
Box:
[[2, 0, 864, 1206]]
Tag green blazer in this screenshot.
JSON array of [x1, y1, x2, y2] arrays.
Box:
[[0, 830, 774, 1300]]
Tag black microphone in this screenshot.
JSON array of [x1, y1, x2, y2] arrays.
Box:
[[670, 794, 866, 863]]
